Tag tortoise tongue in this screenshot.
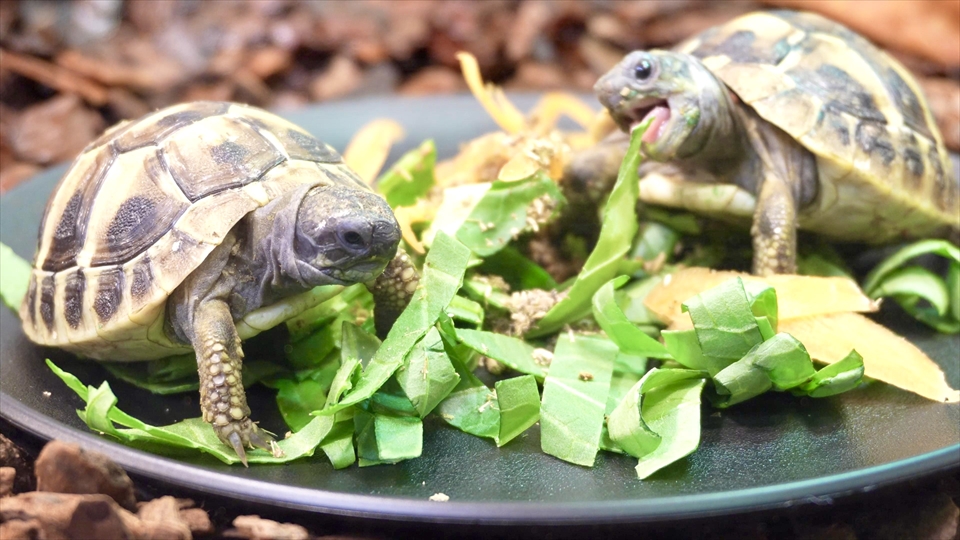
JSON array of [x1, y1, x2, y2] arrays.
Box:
[[633, 105, 670, 143]]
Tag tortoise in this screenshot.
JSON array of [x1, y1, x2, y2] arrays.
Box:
[[19, 101, 419, 463], [571, 10, 959, 274]]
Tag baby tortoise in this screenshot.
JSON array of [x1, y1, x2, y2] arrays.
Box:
[[568, 10, 959, 274], [20, 101, 419, 463]]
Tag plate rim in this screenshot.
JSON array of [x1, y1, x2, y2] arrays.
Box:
[[3, 392, 957, 524]]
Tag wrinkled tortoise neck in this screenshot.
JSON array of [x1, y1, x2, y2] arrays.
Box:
[[674, 58, 752, 179]]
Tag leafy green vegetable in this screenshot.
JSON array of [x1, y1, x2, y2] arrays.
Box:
[[0, 242, 30, 312], [631, 374, 706, 479], [285, 284, 370, 341], [445, 295, 485, 327], [455, 328, 548, 379], [477, 246, 557, 291], [797, 350, 865, 398], [712, 333, 816, 407], [661, 329, 729, 376], [48, 360, 332, 465], [494, 375, 540, 447], [682, 278, 763, 361], [529, 121, 648, 336], [600, 351, 649, 454], [276, 377, 332, 432], [539, 334, 617, 467], [354, 409, 423, 466], [608, 368, 705, 462], [320, 410, 356, 469], [435, 330, 500, 439], [396, 327, 460, 417], [592, 276, 672, 358], [376, 139, 436, 208], [318, 232, 470, 415], [863, 240, 960, 334], [455, 172, 563, 257]]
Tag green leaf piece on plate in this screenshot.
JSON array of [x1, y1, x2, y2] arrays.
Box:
[[455, 328, 548, 380], [376, 139, 436, 208], [608, 368, 706, 461], [797, 350, 865, 398], [454, 172, 564, 257], [435, 337, 500, 440], [396, 328, 461, 417], [320, 410, 357, 469], [47, 360, 333, 465], [354, 409, 423, 466], [632, 372, 707, 479], [712, 333, 816, 407], [592, 275, 672, 359], [682, 277, 763, 361], [539, 334, 617, 467], [318, 232, 470, 415], [477, 245, 557, 291], [494, 375, 540, 447], [0, 241, 31, 312], [529, 121, 649, 337]]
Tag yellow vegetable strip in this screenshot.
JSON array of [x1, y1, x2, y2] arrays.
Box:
[[529, 92, 597, 133], [342, 119, 405, 184], [780, 313, 960, 403], [645, 267, 878, 325], [456, 52, 527, 134]]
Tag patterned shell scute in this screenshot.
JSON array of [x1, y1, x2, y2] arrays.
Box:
[[22, 101, 355, 360], [676, 10, 957, 233]]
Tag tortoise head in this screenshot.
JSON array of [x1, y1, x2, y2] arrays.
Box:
[[594, 50, 732, 162], [294, 183, 400, 285]]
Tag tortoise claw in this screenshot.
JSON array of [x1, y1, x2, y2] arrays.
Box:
[[248, 428, 272, 452], [227, 431, 248, 467]]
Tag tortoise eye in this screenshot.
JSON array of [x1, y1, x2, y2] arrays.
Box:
[[343, 231, 364, 246], [634, 58, 654, 81]]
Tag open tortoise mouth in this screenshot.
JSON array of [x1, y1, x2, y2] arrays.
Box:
[[615, 98, 672, 143]]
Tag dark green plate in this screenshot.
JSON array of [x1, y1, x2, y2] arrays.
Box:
[[1, 95, 958, 525]]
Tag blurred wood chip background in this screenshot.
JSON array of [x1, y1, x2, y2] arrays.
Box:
[[0, 0, 958, 192]]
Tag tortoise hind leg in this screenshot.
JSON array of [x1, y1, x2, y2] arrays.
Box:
[[192, 298, 272, 465]]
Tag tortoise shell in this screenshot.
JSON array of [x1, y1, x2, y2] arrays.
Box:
[[20, 101, 369, 360], [676, 10, 959, 242]]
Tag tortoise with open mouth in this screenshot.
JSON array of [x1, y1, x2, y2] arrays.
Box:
[[19, 101, 419, 463], [575, 10, 959, 274]]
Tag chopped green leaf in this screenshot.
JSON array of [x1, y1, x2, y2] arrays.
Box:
[[396, 328, 460, 417], [48, 360, 332, 465], [0, 242, 31, 312], [682, 277, 763, 361], [354, 410, 423, 466], [435, 334, 500, 439], [863, 239, 960, 293], [712, 333, 816, 407], [608, 368, 705, 460], [633, 374, 707, 479], [455, 328, 548, 380], [798, 350, 865, 398], [661, 328, 730, 376], [529, 122, 648, 336], [539, 334, 617, 467], [743, 281, 778, 332], [477, 246, 558, 291], [285, 284, 369, 341], [376, 139, 436, 208], [320, 410, 356, 469], [494, 375, 540, 447], [318, 232, 470, 415], [445, 295, 485, 327], [454, 172, 564, 257], [276, 377, 332, 431], [592, 275, 672, 359]]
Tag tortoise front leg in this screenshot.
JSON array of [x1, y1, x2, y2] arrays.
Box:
[[192, 298, 272, 465], [366, 250, 420, 339], [752, 177, 798, 275]]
